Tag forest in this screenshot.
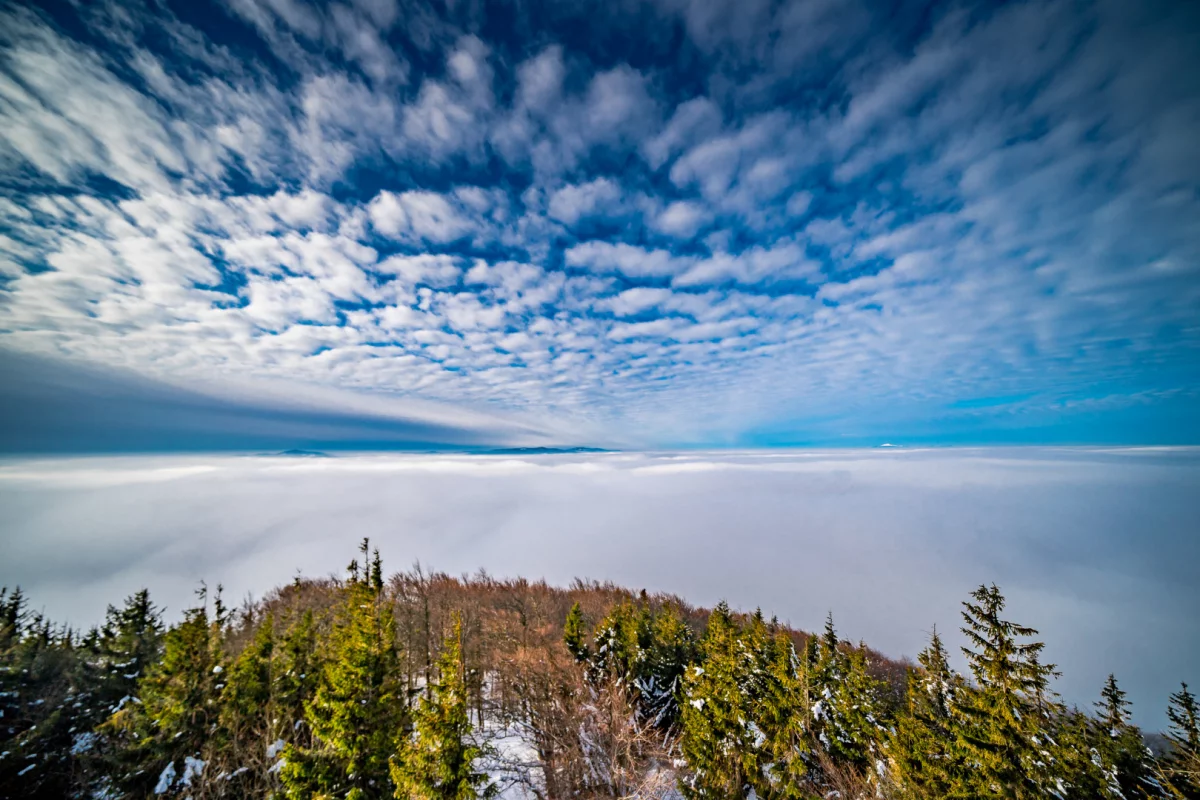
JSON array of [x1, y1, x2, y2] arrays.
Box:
[[1, 539, 1197, 799]]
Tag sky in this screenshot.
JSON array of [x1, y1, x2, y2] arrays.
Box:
[[1, 0, 1199, 449], [1, 447, 1197, 729]]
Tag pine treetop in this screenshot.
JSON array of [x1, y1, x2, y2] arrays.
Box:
[[1167, 683, 1200, 754]]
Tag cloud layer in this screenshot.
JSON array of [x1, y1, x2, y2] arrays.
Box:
[[1, 0, 1198, 445], [1, 448, 1196, 728]]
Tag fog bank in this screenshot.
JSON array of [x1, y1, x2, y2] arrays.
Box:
[[1, 447, 1196, 729]]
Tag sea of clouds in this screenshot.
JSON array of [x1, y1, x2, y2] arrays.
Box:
[[1, 446, 1196, 728]]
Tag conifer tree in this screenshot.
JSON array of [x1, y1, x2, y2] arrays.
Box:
[[103, 591, 223, 798], [1086, 674, 1157, 799], [952, 584, 1059, 799], [801, 633, 820, 707], [809, 614, 887, 777], [752, 630, 812, 799], [0, 587, 27, 728], [96, 589, 164, 710], [588, 600, 639, 687], [637, 603, 696, 731], [1168, 684, 1200, 758], [888, 628, 963, 798], [822, 611, 838, 656], [390, 614, 493, 800], [65, 590, 165, 794], [1048, 706, 1120, 799], [563, 602, 589, 663], [825, 646, 887, 772], [0, 608, 90, 798], [281, 548, 406, 800], [217, 614, 278, 794], [1162, 683, 1200, 798], [277, 609, 321, 740], [680, 602, 757, 799]]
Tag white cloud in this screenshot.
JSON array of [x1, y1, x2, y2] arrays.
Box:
[[368, 190, 476, 242], [642, 97, 723, 170], [602, 286, 674, 316], [0, 13, 189, 192], [400, 36, 493, 161], [564, 241, 694, 279], [375, 253, 462, 287], [652, 200, 711, 238], [547, 178, 625, 225]]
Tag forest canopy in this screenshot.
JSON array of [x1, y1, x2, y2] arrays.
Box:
[[1, 540, 1197, 799]]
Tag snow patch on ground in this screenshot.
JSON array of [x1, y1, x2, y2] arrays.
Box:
[[477, 721, 544, 800]]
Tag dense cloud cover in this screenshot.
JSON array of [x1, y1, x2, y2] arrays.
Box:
[[1, 0, 1198, 446], [1, 448, 1197, 728]]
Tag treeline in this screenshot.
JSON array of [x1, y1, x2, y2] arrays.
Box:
[[0, 540, 1197, 799]]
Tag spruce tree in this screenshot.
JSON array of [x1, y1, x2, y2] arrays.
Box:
[[102, 592, 223, 798], [825, 646, 887, 773], [1162, 683, 1200, 798], [1048, 706, 1119, 799], [217, 614, 278, 795], [679, 602, 757, 799], [588, 600, 639, 687], [0, 587, 27, 729], [276, 609, 321, 741], [96, 589, 164, 711], [390, 614, 493, 800], [888, 628, 963, 798], [637, 603, 696, 731], [1168, 683, 1200, 757], [951, 584, 1059, 799], [0, 609, 90, 798], [752, 630, 812, 799], [1087, 674, 1156, 799], [71, 590, 165, 795], [809, 614, 887, 777], [281, 552, 406, 800], [563, 602, 589, 663]]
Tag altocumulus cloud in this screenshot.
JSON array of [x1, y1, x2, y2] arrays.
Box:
[[0, 448, 1196, 727], [0, 0, 1198, 447]]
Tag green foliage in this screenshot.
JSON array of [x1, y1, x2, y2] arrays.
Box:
[[102, 590, 223, 798], [1089, 674, 1158, 799], [390, 614, 493, 800], [888, 628, 963, 798], [950, 584, 1061, 799], [280, 557, 406, 800], [573, 596, 696, 732], [212, 614, 280, 796], [639, 603, 697, 730], [1168, 683, 1200, 755], [3, 564, 1196, 800], [1162, 683, 1200, 798], [752, 630, 812, 799], [680, 601, 757, 799], [1048, 706, 1122, 799], [563, 602, 589, 662], [277, 608, 321, 739], [811, 626, 888, 774], [0, 592, 95, 799]]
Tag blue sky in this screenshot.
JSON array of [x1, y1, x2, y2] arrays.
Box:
[[1, 0, 1199, 449]]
